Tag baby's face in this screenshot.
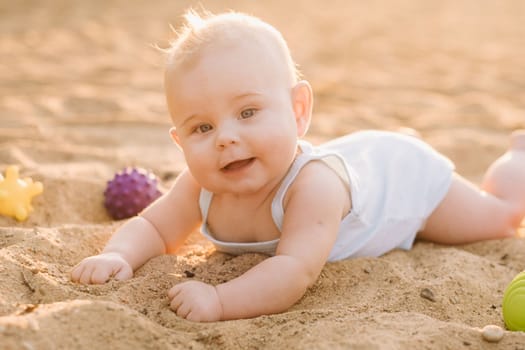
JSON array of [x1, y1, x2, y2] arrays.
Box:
[[165, 40, 302, 195]]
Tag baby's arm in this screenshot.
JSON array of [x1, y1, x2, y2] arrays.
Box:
[[168, 161, 349, 321], [71, 169, 201, 284]]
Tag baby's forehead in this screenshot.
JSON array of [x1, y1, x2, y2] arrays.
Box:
[[202, 33, 282, 65], [168, 39, 291, 95]]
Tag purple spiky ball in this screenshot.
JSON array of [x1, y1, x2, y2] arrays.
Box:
[[104, 167, 162, 220]]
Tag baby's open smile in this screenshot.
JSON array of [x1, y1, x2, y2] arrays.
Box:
[[221, 157, 256, 172]]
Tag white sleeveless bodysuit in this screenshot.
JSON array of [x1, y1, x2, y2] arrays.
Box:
[[199, 130, 454, 262]]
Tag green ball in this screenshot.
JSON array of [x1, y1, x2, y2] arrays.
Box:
[[502, 271, 525, 331]]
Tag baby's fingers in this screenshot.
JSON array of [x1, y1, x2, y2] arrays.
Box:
[[167, 285, 181, 299], [176, 303, 191, 319], [113, 264, 133, 281], [71, 263, 94, 284], [71, 258, 100, 284], [71, 264, 83, 282], [90, 266, 114, 284], [89, 262, 132, 284], [71, 253, 133, 285], [78, 264, 97, 284], [169, 292, 182, 311], [71, 261, 111, 284], [70, 264, 84, 282], [168, 286, 185, 313], [169, 293, 191, 318]]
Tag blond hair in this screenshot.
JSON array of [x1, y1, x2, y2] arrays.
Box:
[[165, 10, 301, 84]]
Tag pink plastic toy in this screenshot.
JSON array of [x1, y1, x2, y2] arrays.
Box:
[[104, 167, 162, 220], [0, 165, 44, 221]]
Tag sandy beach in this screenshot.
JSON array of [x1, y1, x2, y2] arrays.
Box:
[[1, 0, 525, 348]]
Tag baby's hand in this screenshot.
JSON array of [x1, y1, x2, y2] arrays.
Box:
[[71, 252, 133, 284], [168, 281, 223, 322]]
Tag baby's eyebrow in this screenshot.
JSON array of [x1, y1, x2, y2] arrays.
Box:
[[232, 92, 263, 101], [179, 114, 198, 128]]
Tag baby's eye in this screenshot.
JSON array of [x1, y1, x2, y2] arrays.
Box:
[[240, 108, 256, 119], [195, 124, 213, 133]]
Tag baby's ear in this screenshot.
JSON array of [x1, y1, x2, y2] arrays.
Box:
[[169, 127, 182, 149], [291, 80, 313, 137]]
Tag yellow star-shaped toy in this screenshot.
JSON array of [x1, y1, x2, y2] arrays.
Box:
[[0, 166, 43, 221]]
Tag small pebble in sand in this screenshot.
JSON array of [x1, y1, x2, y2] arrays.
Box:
[[184, 270, 195, 278], [420, 288, 436, 302], [481, 325, 504, 343]]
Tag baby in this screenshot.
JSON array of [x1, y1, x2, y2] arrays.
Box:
[[71, 10, 525, 322]]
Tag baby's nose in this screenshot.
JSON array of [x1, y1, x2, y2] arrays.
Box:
[[215, 123, 240, 148]]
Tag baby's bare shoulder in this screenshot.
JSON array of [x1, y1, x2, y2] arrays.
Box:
[[294, 159, 346, 188], [287, 160, 350, 212]]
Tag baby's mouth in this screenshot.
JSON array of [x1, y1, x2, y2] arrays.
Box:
[[222, 157, 255, 171]]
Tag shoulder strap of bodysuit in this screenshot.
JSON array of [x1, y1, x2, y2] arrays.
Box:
[[199, 188, 213, 228], [270, 140, 316, 231]]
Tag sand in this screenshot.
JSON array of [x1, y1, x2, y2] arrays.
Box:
[[2, 0, 525, 348]]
